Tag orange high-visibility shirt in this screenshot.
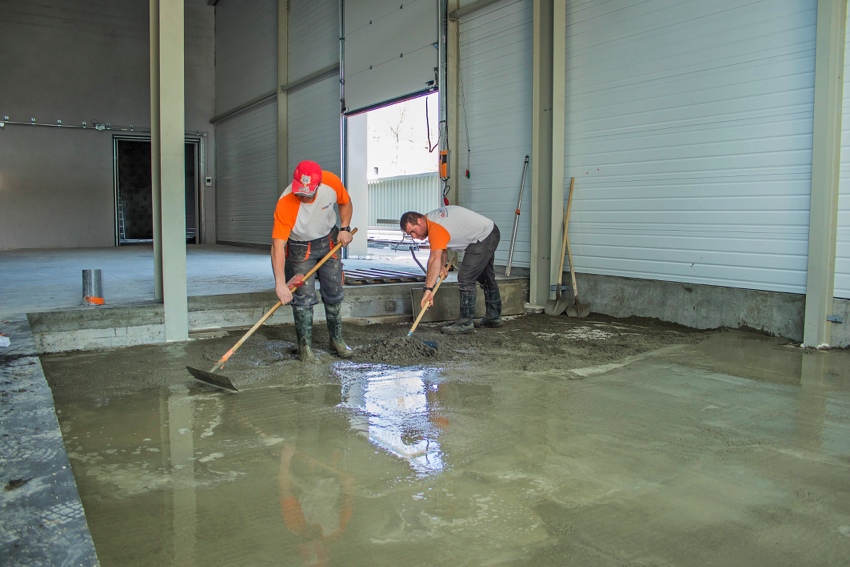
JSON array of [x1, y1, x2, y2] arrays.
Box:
[[272, 171, 351, 242]]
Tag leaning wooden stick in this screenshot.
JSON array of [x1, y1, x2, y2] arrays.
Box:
[[407, 260, 452, 337]]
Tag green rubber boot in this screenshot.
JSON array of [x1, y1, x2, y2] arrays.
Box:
[[325, 302, 353, 358], [442, 292, 475, 335], [292, 306, 316, 362], [475, 287, 503, 328]]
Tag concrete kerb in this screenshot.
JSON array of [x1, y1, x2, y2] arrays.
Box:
[[29, 279, 529, 354], [0, 315, 100, 566]]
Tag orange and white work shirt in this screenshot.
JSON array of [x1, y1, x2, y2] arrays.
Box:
[[272, 171, 351, 242], [424, 206, 494, 251]]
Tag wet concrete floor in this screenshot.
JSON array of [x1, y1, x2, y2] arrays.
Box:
[[40, 314, 850, 566]]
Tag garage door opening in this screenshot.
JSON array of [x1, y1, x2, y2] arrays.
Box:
[[361, 92, 441, 267]]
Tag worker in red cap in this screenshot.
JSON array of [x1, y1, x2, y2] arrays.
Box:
[[271, 160, 354, 361]]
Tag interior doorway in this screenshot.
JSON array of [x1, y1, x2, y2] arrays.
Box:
[[113, 137, 200, 246]]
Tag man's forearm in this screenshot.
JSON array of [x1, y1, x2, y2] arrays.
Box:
[[271, 239, 287, 284]]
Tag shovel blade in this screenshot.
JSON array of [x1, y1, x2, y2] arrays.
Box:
[[566, 302, 591, 318], [186, 366, 240, 392]]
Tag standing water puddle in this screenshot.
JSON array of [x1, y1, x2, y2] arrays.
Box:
[[40, 327, 850, 567]]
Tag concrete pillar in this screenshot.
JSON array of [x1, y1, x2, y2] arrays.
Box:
[[277, 0, 289, 196], [151, 0, 188, 341], [346, 113, 370, 257], [446, 0, 460, 206], [550, 0, 566, 290], [150, 0, 163, 300], [803, 0, 846, 348], [530, 0, 556, 307]]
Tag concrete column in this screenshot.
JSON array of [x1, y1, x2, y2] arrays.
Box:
[[152, 0, 188, 341], [150, 0, 163, 300], [346, 114, 369, 257], [277, 0, 289, 196], [530, 0, 555, 307], [803, 0, 846, 348], [550, 0, 566, 289], [446, 0, 460, 206]]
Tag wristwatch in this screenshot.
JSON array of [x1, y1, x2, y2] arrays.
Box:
[[339, 226, 351, 232], [423, 286, 434, 292]]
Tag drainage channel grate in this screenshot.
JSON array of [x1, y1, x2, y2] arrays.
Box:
[[344, 268, 426, 285]]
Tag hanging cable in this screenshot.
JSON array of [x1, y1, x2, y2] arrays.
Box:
[[425, 97, 440, 153]]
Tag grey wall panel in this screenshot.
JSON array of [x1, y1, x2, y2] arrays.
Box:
[[837, 5, 850, 299], [215, 0, 277, 114], [457, 0, 534, 269], [343, 0, 438, 114], [214, 0, 278, 245], [288, 76, 342, 177], [561, 0, 816, 294], [0, 0, 215, 249], [216, 101, 278, 245], [287, 0, 341, 179], [288, 0, 339, 80]]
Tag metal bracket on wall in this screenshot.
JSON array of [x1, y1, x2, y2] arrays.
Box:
[[827, 315, 844, 324]]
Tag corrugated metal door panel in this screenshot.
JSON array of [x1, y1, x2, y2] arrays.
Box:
[[287, 0, 340, 180], [288, 75, 341, 177], [216, 100, 278, 245], [562, 0, 816, 294], [342, 0, 438, 114], [457, 0, 533, 268], [288, 0, 339, 79], [368, 174, 441, 226], [837, 6, 850, 299], [215, 0, 277, 114]]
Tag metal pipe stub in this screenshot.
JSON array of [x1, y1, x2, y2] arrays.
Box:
[[82, 269, 104, 305]]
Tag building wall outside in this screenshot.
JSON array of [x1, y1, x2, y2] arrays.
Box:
[[0, 0, 216, 250]]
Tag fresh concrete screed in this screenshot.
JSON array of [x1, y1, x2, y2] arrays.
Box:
[[1, 245, 850, 565]]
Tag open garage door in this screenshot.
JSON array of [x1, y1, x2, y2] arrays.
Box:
[[342, 0, 439, 115]]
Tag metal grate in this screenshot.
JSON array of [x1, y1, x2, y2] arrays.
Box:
[[344, 269, 426, 285]]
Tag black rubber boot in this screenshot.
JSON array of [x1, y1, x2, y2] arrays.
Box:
[[442, 292, 475, 335], [325, 302, 353, 358], [292, 306, 316, 362], [475, 287, 503, 328]]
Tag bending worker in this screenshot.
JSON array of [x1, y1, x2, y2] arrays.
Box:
[[272, 160, 354, 361], [400, 206, 502, 334]]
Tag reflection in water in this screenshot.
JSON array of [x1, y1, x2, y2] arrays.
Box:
[[338, 365, 446, 477], [278, 442, 354, 567]]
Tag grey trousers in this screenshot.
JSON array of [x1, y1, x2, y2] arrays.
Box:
[[457, 224, 500, 296], [284, 227, 344, 307]]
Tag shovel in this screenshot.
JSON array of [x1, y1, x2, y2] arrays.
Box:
[[545, 177, 575, 316], [406, 261, 452, 347], [187, 228, 358, 392]]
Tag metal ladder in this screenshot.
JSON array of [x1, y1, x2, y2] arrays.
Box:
[[117, 196, 126, 241]]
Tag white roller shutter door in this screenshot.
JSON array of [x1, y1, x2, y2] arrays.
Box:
[[342, 0, 439, 114], [457, 0, 534, 269], [562, 0, 817, 294], [288, 0, 341, 176], [216, 102, 278, 245], [214, 0, 278, 245]]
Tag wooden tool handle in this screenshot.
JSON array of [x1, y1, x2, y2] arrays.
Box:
[[554, 178, 575, 299], [407, 260, 452, 337], [210, 228, 358, 372]]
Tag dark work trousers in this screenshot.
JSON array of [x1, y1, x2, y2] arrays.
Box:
[[457, 225, 501, 296], [284, 227, 344, 307]]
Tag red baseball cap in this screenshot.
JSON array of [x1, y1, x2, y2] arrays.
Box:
[[292, 160, 322, 197]]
